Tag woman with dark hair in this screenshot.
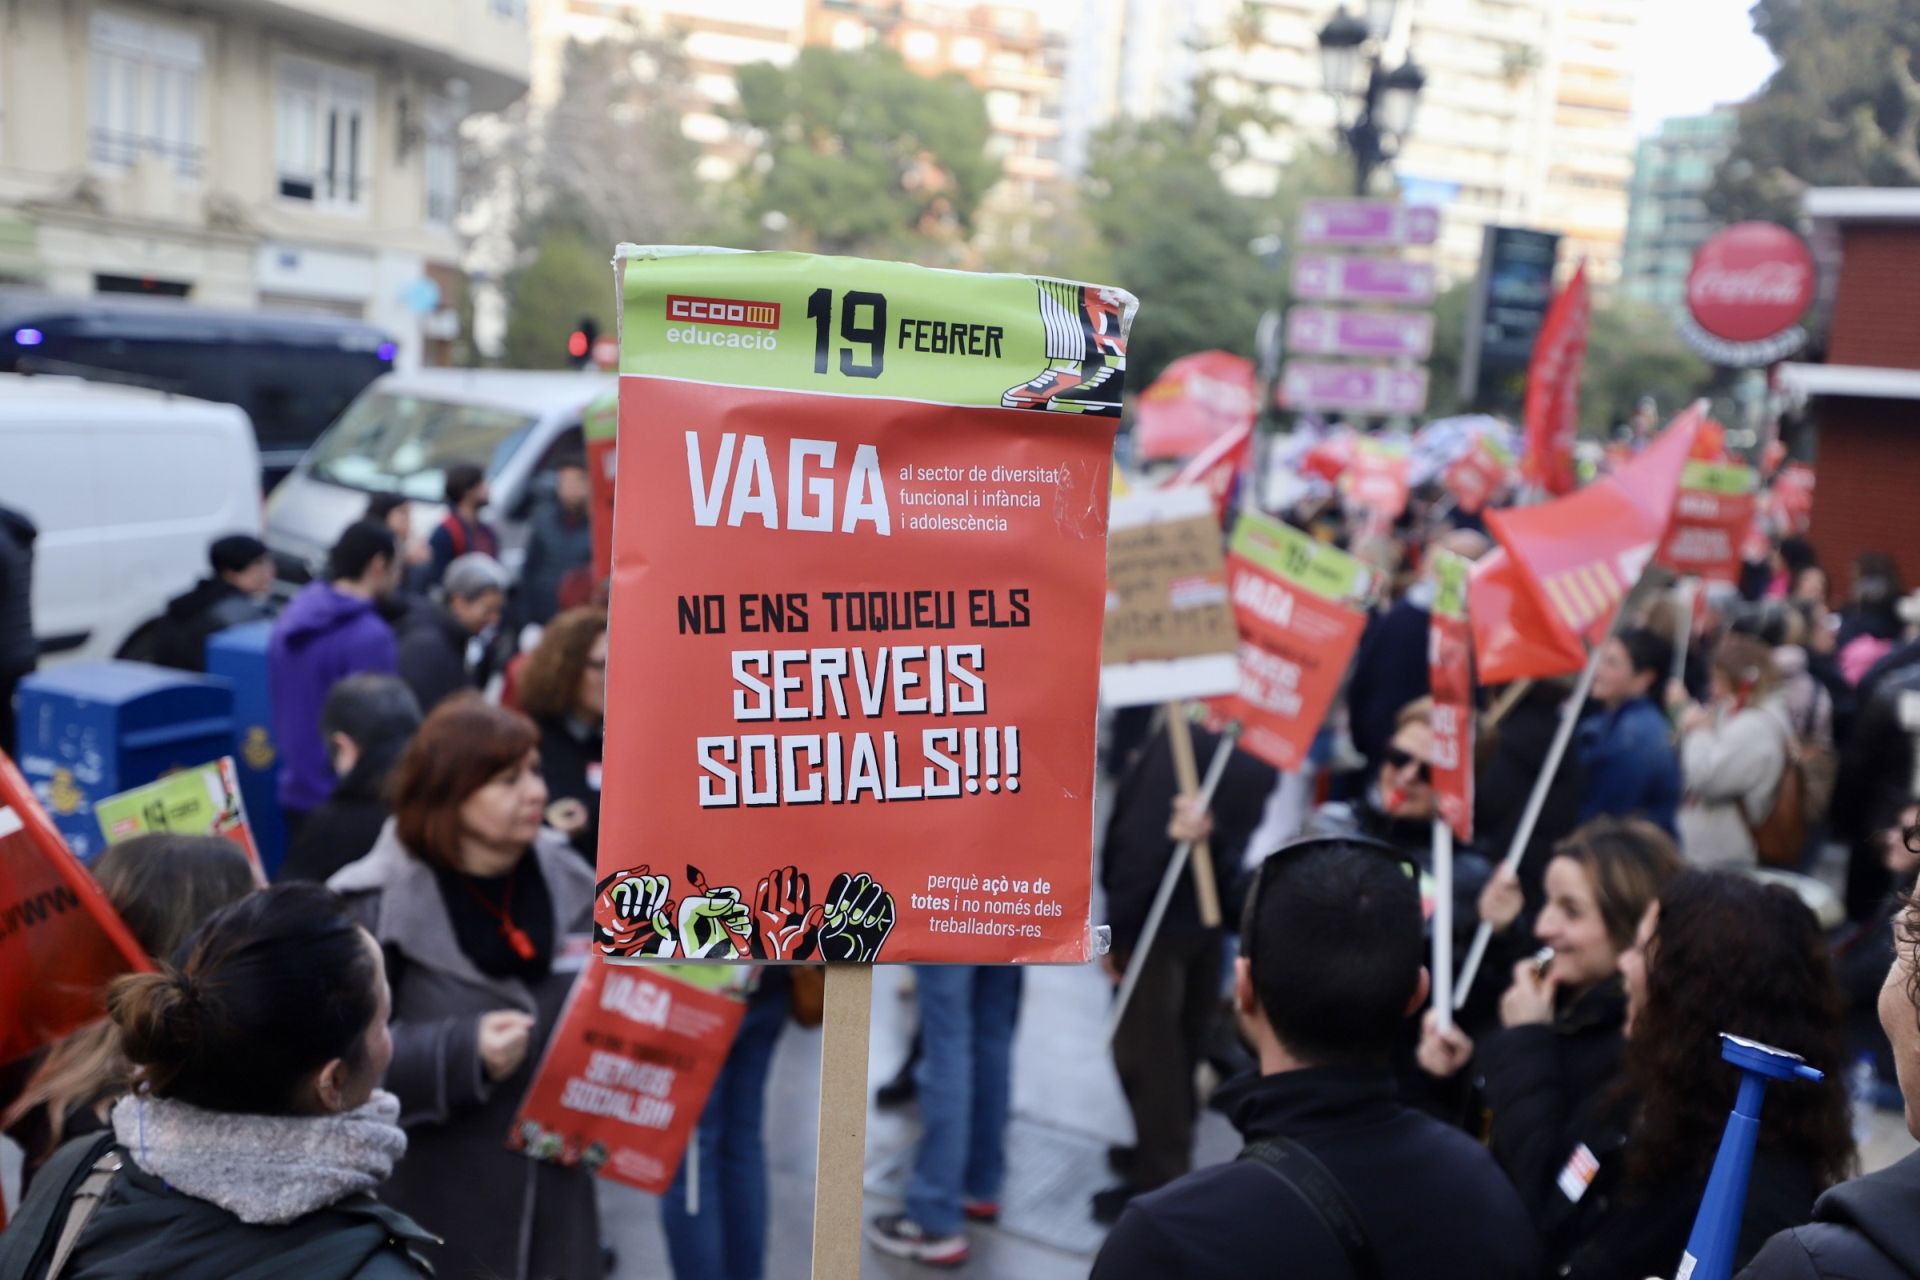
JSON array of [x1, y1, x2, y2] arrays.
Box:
[[1575, 627, 1682, 835], [1418, 818, 1685, 1197], [1837, 551, 1905, 653], [2, 833, 257, 1184], [1531, 870, 1853, 1279], [1676, 632, 1792, 869], [516, 606, 607, 862], [0, 882, 431, 1278], [328, 693, 598, 1280]]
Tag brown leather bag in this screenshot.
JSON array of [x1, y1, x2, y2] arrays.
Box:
[[1744, 716, 1810, 869]]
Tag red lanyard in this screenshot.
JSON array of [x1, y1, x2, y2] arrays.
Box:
[[460, 872, 536, 963]]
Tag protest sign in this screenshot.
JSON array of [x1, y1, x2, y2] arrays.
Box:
[[584, 389, 618, 585], [1656, 461, 1759, 585], [1204, 512, 1371, 772], [1133, 351, 1256, 462], [597, 247, 1133, 967], [0, 751, 150, 1065], [510, 960, 745, 1194], [1428, 551, 1474, 843], [1344, 436, 1413, 520], [1170, 422, 1253, 526], [1443, 435, 1515, 515], [93, 757, 262, 875], [1101, 487, 1241, 707]]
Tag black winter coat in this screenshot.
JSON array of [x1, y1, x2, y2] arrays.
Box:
[[1347, 594, 1431, 771], [394, 604, 476, 712], [1739, 1149, 1920, 1279], [1100, 722, 1277, 955], [0, 505, 36, 676], [535, 714, 601, 864], [1092, 1068, 1540, 1280], [277, 739, 405, 884], [119, 579, 273, 672], [1528, 1087, 1822, 1279], [1475, 684, 1588, 910]]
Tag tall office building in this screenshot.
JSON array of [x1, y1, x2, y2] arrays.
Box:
[[1621, 108, 1738, 310]]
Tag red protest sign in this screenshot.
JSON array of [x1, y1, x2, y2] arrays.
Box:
[[1170, 420, 1253, 527], [1204, 513, 1371, 772], [1134, 351, 1256, 462], [510, 961, 744, 1193], [0, 751, 151, 1065], [1469, 548, 1586, 685], [1656, 461, 1758, 585], [1489, 405, 1703, 647], [1428, 552, 1474, 842], [1344, 438, 1412, 520], [1443, 437, 1515, 515], [598, 250, 1129, 965], [1521, 264, 1590, 497]]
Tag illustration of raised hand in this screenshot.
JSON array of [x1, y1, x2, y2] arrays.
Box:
[[593, 865, 676, 958], [678, 864, 753, 959], [751, 865, 827, 961], [818, 872, 896, 963]]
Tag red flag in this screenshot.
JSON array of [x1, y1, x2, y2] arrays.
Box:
[[1134, 351, 1257, 462], [1522, 264, 1591, 496], [1171, 419, 1253, 525], [1488, 404, 1704, 649], [0, 751, 151, 1065], [1428, 552, 1475, 842], [1469, 548, 1587, 685]]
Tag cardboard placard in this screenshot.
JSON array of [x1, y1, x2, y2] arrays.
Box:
[[0, 751, 151, 1065], [597, 247, 1132, 965], [509, 961, 745, 1193], [1656, 461, 1758, 585], [1100, 487, 1242, 707], [93, 757, 262, 876], [1203, 512, 1371, 772], [1428, 551, 1474, 842]]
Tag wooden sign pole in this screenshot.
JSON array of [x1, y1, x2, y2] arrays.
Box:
[[810, 963, 874, 1278], [1163, 705, 1223, 927]]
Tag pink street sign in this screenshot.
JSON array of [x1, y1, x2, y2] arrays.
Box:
[[1299, 200, 1440, 248], [1280, 362, 1430, 416], [1286, 307, 1434, 360], [1291, 254, 1436, 305]]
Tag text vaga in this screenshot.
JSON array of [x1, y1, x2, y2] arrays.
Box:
[[686, 432, 891, 535]]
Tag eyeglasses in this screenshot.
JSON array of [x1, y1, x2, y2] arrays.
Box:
[[1383, 746, 1431, 784], [1239, 836, 1423, 969]]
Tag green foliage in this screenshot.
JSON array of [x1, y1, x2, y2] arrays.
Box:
[[732, 46, 997, 258], [1421, 281, 1475, 420], [1710, 0, 1920, 223], [500, 232, 613, 370]]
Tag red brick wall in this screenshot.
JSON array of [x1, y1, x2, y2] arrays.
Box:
[[1828, 225, 1920, 371], [1809, 397, 1920, 598]]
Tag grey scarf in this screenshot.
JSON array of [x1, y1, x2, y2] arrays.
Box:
[[111, 1089, 407, 1225]]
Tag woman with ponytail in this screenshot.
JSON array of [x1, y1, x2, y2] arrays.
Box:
[[0, 882, 433, 1279]]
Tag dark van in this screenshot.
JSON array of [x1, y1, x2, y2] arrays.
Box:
[[0, 291, 394, 482]]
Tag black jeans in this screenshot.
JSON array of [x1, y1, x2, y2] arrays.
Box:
[[1111, 927, 1223, 1188]]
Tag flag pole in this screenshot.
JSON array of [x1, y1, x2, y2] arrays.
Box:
[[1453, 604, 1622, 1008], [1432, 815, 1455, 1032]]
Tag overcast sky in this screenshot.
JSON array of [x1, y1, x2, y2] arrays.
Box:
[[1632, 0, 1778, 133]]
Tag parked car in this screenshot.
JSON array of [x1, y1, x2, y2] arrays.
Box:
[[264, 369, 615, 587], [0, 374, 261, 663], [0, 291, 393, 483]]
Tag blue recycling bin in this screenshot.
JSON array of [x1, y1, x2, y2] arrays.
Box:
[[206, 621, 289, 878], [12, 662, 234, 860]]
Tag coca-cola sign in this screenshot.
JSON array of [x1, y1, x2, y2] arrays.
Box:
[[1681, 223, 1815, 365]]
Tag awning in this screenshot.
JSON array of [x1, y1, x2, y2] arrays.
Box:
[[1778, 362, 1920, 401]]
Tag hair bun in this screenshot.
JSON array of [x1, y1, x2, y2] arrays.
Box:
[[107, 968, 199, 1077]]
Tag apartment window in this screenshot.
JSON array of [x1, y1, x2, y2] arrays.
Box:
[[951, 37, 985, 68], [902, 30, 939, 62], [89, 12, 204, 177], [277, 58, 374, 213], [424, 98, 459, 226]]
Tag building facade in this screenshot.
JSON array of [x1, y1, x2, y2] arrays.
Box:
[[1620, 108, 1737, 310], [0, 0, 531, 368]]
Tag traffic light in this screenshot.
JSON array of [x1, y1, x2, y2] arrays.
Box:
[[568, 316, 599, 369]]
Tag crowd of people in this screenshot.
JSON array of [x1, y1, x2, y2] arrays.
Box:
[[8, 444, 1920, 1280]]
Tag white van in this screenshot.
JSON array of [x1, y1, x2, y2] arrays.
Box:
[[0, 374, 261, 663], [264, 369, 614, 584]]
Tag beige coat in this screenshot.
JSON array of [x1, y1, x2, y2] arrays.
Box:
[[1678, 697, 1791, 870]]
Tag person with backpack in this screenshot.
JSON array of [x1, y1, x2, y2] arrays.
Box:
[[1089, 837, 1541, 1280], [1676, 633, 1796, 869], [0, 883, 433, 1280], [118, 534, 276, 672], [424, 463, 499, 590]]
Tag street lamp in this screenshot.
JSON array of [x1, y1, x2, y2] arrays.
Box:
[[1316, 3, 1425, 195]]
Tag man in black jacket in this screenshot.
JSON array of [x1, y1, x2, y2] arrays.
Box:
[[121, 534, 276, 672], [1095, 720, 1276, 1223], [278, 674, 421, 884], [396, 553, 508, 711], [1092, 838, 1541, 1280]]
